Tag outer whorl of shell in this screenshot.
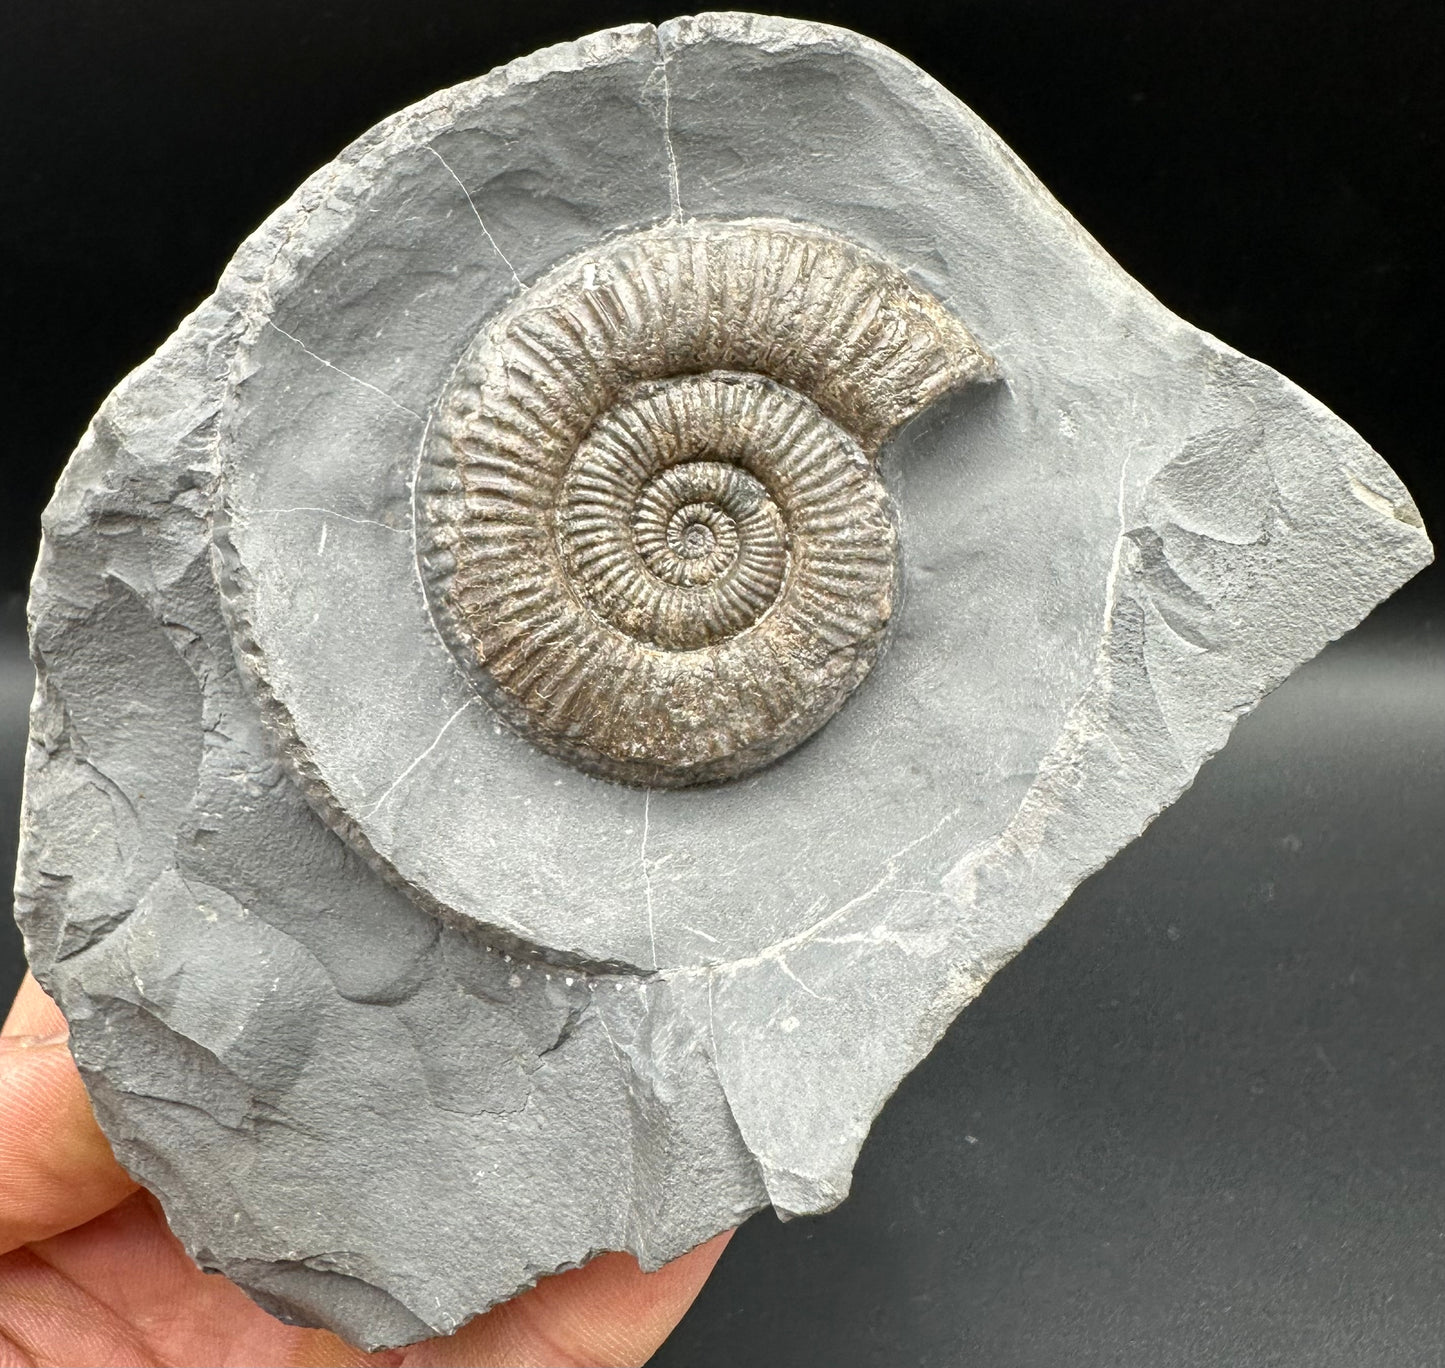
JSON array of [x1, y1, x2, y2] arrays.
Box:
[[418, 218, 993, 787]]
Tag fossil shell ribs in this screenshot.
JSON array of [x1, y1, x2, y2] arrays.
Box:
[[419, 219, 992, 786]]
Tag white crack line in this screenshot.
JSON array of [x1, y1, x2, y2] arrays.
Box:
[[264, 322, 424, 422], [426, 145, 524, 289]]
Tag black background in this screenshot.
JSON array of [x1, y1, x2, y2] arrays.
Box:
[[2, 4, 1443, 1365], [2, 0, 1443, 595]]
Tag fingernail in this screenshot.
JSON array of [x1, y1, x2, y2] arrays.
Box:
[[0, 1030, 71, 1050]]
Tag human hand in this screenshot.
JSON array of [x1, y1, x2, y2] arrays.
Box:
[[0, 972, 729, 1367]]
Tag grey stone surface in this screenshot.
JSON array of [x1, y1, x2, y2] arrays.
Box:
[[12, 12, 1431, 1351]]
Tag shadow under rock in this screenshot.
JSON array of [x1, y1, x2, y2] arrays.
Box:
[[1, 594, 31, 1007]]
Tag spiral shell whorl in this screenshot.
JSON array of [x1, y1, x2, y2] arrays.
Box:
[[419, 219, 991, 787]]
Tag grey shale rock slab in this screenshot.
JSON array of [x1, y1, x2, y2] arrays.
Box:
[[14, 12, 1431, 1350]]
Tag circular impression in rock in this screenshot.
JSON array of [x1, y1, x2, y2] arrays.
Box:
[[216, 192, 996, 970]]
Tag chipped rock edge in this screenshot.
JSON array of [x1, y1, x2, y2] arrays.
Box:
[[12, 11, 1434, 1351]]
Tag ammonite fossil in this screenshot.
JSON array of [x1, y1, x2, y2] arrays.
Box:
[[15, 11, 1429, 1353], [419, 219, 993, 786]]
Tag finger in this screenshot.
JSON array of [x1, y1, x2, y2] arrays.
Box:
[[3, 1189, 390, 1368], [0, 985, 137, 1255], [400, 1231, 734, 1368], [2, 973, 67, 1040]]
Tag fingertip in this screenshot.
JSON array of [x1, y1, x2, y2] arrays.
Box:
[[2, 972, 67, 1041], [401, 1227, 737, 1367], [0, 1030, 137, 1254], [654, 1228, 734, 1289]]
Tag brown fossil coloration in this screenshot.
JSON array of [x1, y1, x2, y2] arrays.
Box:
[[418, 218, 993, 786]]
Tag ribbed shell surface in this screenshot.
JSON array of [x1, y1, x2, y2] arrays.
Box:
[[418, 218, 990, 786]]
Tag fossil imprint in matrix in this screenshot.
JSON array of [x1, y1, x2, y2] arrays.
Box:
[[17, 12, 1431, 1351]]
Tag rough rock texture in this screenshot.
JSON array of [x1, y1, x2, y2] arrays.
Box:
[[13, 12, 1431, 1351]]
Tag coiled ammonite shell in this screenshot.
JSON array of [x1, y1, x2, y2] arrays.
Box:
[[419, 219, 993, 786]]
